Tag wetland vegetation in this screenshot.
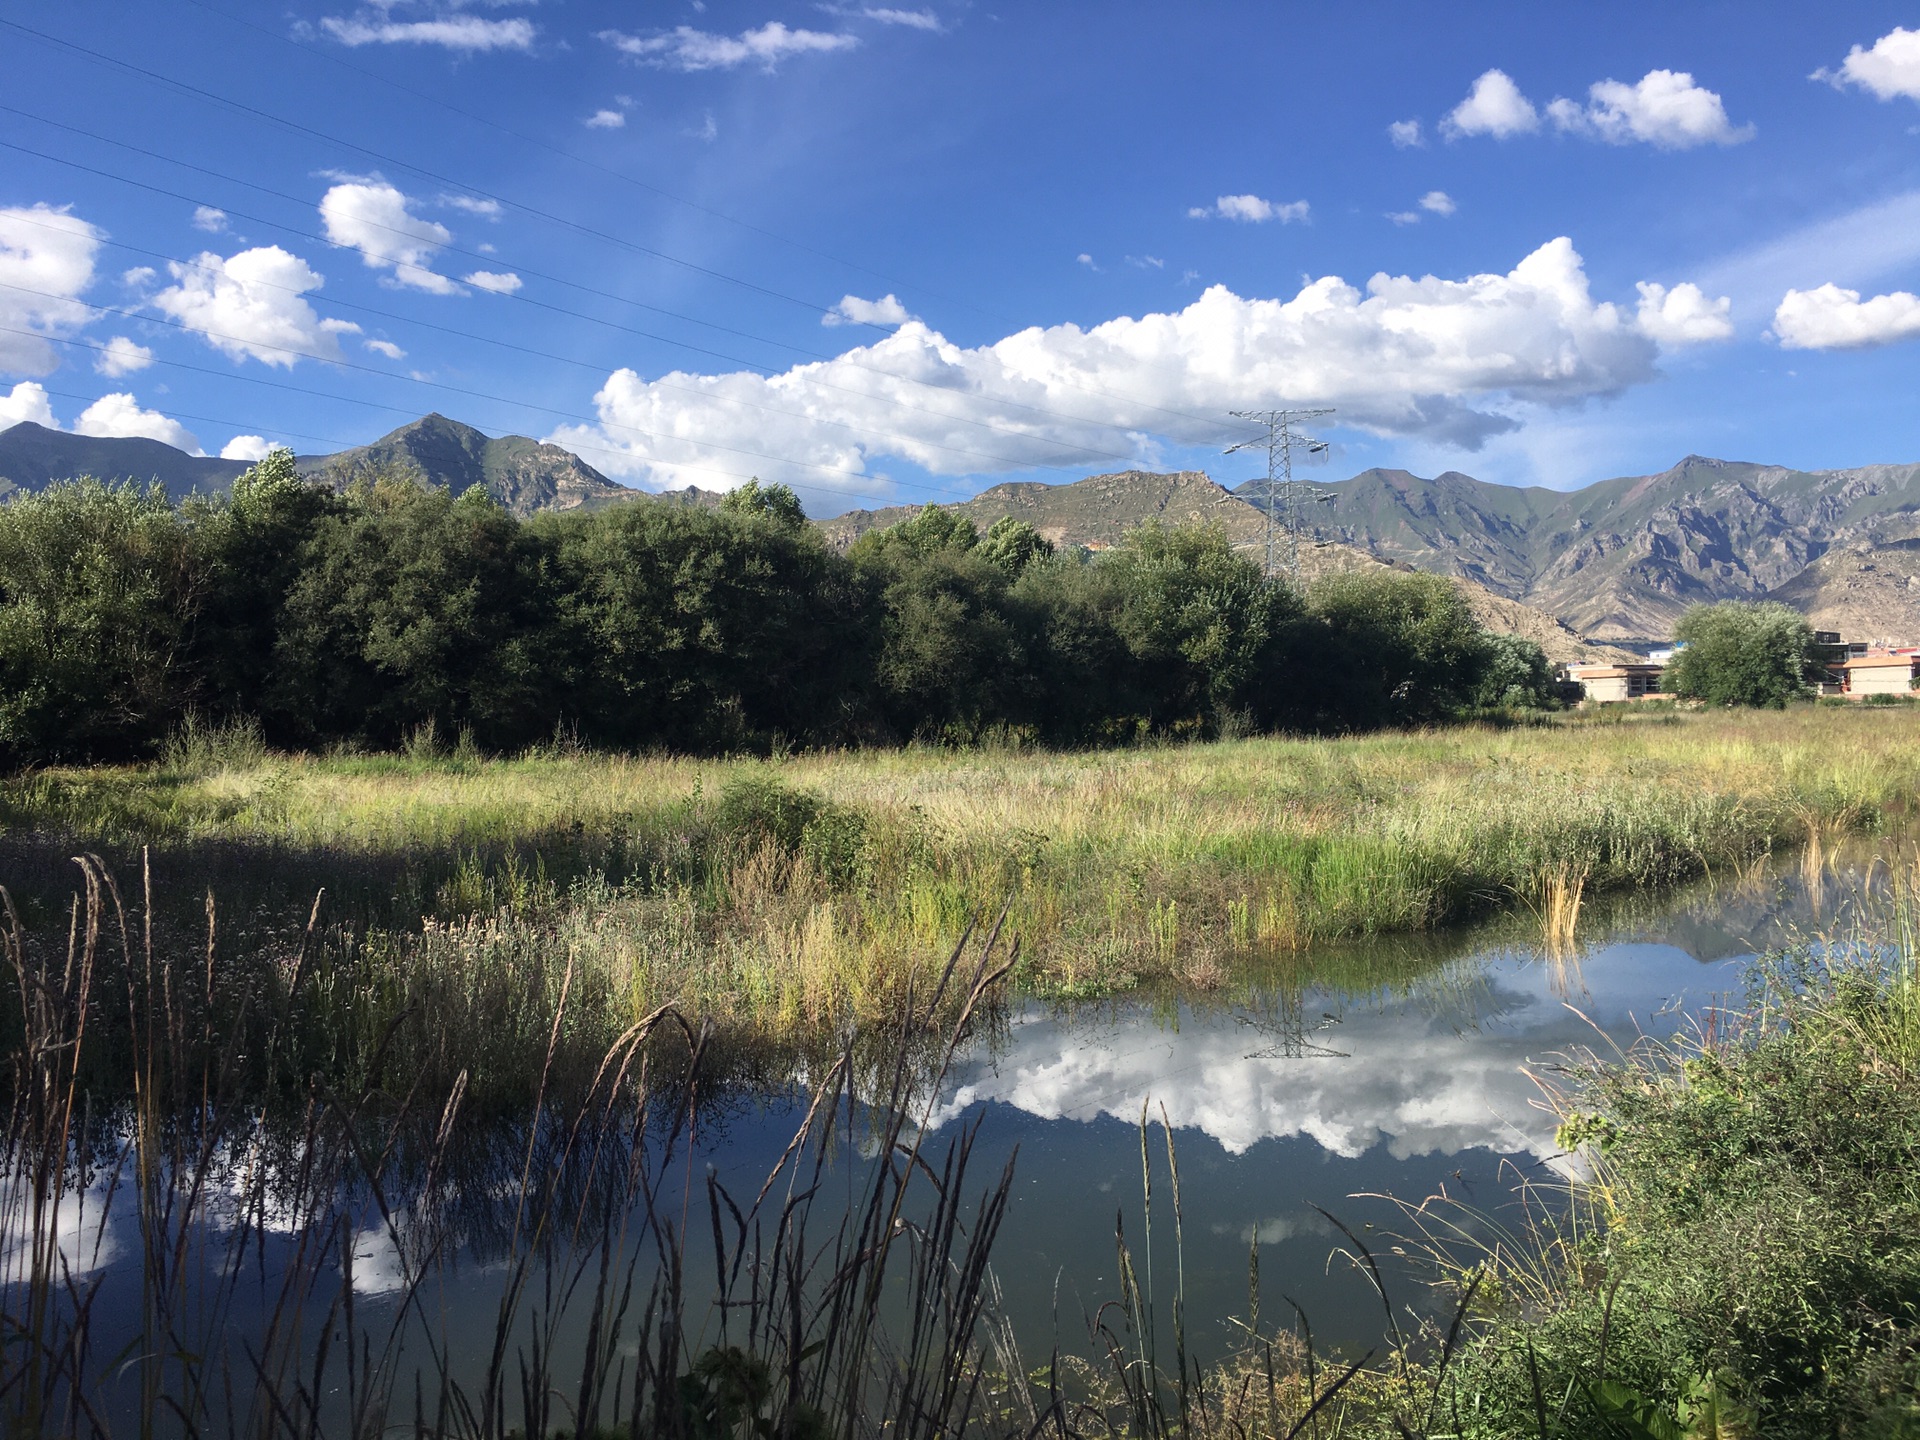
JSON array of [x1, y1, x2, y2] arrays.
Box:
[[2, 704, 1912, 1041], [4, 704, 1920, 1436]]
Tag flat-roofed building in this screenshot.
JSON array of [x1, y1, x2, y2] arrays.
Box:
[[1566, 663, 1668, 702], [1840, 653, 1920, 695]]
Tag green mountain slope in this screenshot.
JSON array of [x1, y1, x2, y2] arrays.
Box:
[[0, 414, 636, 518], [300, 413, 632, 516], [820, 467, 1620, 663], [0, 422, 249, 501]]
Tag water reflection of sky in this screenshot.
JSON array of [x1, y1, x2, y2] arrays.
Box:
[[932, 943, 1744, 1164], [897, 864, 1843, 1352], [4, 858, 1861, 1394]]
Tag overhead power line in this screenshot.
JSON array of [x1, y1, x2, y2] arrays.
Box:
[[0, 16, 868, 327], [0, 195, 1156, 482], [1, 315, 974, 510], [0, 18, 1258, 439], [178, 0, 1014, 332], [10, 323, 905, 508], [1, 122, 1254, 465], [34, 386, 361, 453]]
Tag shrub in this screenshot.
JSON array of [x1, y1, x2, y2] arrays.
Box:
[[714, 773, 866, 884], [1447, 951, 1920, 1437], [0, 480, 200, 765], [718, 478, 807, 529], [1474, 632, 1558, 709]]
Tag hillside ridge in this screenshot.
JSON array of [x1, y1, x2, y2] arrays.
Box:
[[0, 415, 634, 518], [1246, 455, 1920, 641], [821, 466, 1626, 663]]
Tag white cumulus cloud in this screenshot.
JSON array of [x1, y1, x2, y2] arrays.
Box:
[[320, 182, 458, 294], [440, 195, 502, 218], [150, 247, 344, 367], [94, 336, 154, 377], [823, 293, 915, 327], [584, 108, 625, 128], [1548, 69, 1753, 148], [1442, 69, 1539, 139], [364, 338, 406, 359], [1773, 283, 1920, 350], [319, 14, 535, 51], [547, 237, 1697, 492], [462, 269, 522, 294], [0, 204, 102, 376], [191, 206, 229, 233], [1388, 118, 1424, 148], [857, 7, 941, 28], [220, 434, 275, 461], [0, 381, 57, 428], [1419, 190, 1457, 216], [1190, 194, 1310, 224], [1634, 281, 1734, 345], [74, 393, 201, 454], [1817, 26, 1920, 103], [601, 22, 858, 72]]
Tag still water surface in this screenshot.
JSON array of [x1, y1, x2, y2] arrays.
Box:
[[715, 863, 1830, 1355], [16, 854, 1863, 1420]]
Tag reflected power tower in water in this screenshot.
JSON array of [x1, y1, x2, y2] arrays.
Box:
[[1225, 408, 1334, 580]]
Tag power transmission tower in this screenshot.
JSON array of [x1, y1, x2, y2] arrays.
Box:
[[1225, 408, 1333, 579]]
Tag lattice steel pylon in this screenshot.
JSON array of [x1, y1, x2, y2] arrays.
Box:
[[1225, 409, 1333, 579]]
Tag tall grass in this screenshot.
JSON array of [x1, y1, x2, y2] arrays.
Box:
[[1, 708, 1912, 1033], [0, 857, 1030, 1438]]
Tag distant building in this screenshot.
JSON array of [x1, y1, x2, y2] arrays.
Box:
[[1839, 653, 1920, 695], [1566, 662, 1668, 702]]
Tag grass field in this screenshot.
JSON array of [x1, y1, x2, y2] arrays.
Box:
[[1, 705, 1915, 1053]]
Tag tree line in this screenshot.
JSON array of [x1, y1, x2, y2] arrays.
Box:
[[0, 453, 1559, 767]]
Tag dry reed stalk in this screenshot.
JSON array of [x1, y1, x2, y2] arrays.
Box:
[[1538, 860, 1587, 959]]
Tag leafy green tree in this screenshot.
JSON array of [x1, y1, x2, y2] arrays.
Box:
[[552, 500, 870, 751], [0, 480, 201, 764], [1098, 523, 1305, 734], [270, 475, 561, 750], [848, 509, 1035, 741], [192, 448, 337, 723], [718, 478, 807, 529], [1307, 569, 1490, 727], [1010, 553, 1142, 743], [848, 504, 978, 563], [975, 515, 1054, 577], [1665, 601, 1815, 708]]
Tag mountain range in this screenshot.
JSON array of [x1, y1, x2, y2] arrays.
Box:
[[819, 469, 1623, 662], [7, 414, 1920, 646], [1245, 456, 1920, 642], [0, 414, 628, 518], [304, 414, 630, 514]]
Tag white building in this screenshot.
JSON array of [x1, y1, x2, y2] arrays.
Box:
[[1840, 654, 1920, 696]]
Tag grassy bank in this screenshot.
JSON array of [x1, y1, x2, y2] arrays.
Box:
[[2, 707, 1916, 1047]]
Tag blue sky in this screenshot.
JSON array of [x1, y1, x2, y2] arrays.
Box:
[[3, 1, 1920, 514]]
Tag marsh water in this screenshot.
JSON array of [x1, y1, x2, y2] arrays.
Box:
[[8, 850, 1874, 1424]]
